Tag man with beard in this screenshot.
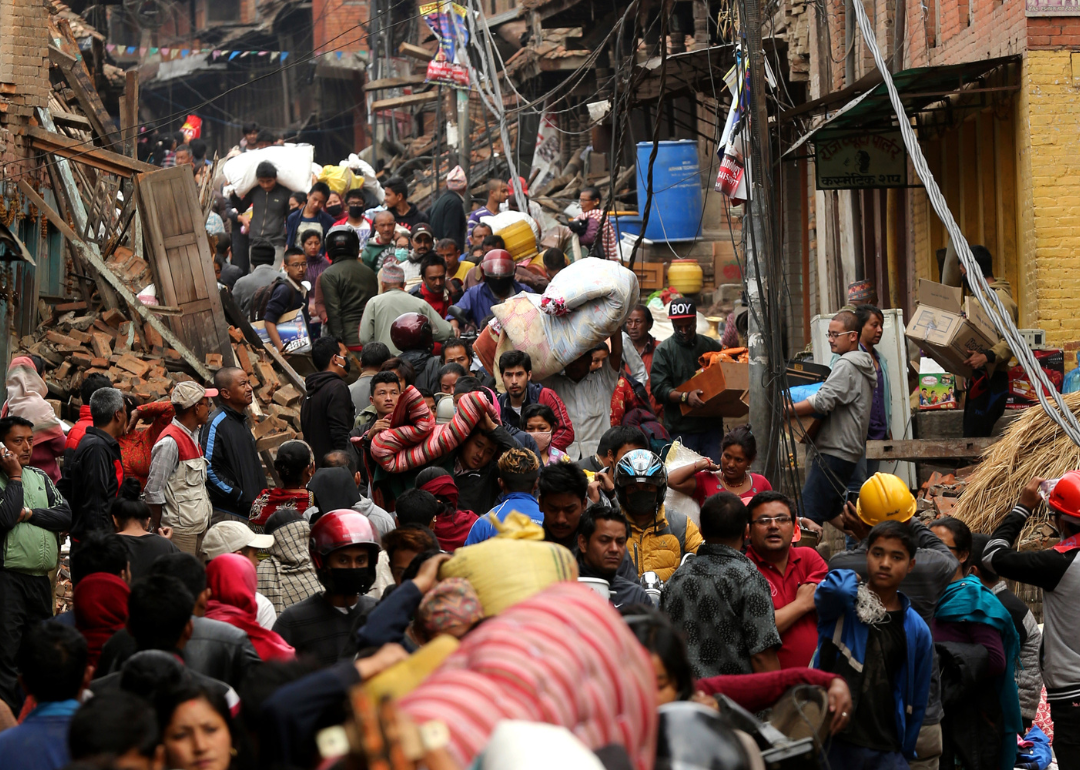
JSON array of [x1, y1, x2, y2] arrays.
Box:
[[401, 224, 436, 285], [649, 299, 723, 461], [449, 249, 534, 330], [496, 350, 575, 452], [272, 510, 380, 666], [576, 506, 650, 607]]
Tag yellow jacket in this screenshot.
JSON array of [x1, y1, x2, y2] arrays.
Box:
[[626, 505, 703, 582]]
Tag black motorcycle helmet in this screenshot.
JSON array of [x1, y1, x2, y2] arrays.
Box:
[[325, 225, 360, 261]]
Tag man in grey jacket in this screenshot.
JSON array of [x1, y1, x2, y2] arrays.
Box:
[[787, 309, 876, 527], [230, 161, 292, 268]]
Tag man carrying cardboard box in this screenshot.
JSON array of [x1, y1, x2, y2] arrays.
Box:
[[959, 246, 1017, 438], [786, 310, 877, 528]]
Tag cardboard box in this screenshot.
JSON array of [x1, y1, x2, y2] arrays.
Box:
[[916, 372, 958, 410], [676, 361, 750, 417], [905, 279, 999, 379], [1007, 348, 1064, 410]]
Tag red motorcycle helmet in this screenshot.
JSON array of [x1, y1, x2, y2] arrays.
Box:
[[1048, 471, 1080, 523], [390, 312, 434, 352], [309, 510, 380, 570]]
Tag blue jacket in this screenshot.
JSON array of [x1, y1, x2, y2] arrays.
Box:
[[463, 491, 543, 546], [450, 282, 534, 327], [285, 209, 337, 250], [0, 699, 79, 770], [812, 569, 933, 760]]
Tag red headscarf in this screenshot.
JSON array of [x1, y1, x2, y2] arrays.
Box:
[[205, 554, 295, 661], [421, 474, 478, 552], [74, 572, 130, 667]]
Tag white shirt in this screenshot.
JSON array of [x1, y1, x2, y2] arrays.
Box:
[[542, 364, 620, 460], [255, 592, 277, 629]]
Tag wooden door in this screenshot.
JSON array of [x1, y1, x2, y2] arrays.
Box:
[[135, 166, 234, 366]]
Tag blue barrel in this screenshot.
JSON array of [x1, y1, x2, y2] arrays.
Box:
[[635, 140, 703, 241]]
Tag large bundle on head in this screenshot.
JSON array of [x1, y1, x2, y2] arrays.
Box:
[[489, 258, 639, 381], [952, 392, 1080, 537], [398, 582, 658, 770], [222, 144, 315, 197]]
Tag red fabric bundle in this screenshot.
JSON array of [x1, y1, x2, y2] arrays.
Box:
[[74, 572, 130, 668]]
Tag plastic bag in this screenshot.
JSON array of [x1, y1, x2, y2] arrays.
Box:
[[345, 154, 384, 204], [1064, 353, 1080, 393], [317, 164, 354, 195], [662, 440, 703, 528], [222, 144, 315, 198]]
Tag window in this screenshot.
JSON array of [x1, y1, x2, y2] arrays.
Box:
[[207, 0, 241, 23]]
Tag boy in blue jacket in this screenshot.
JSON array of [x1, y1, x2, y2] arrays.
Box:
[[813, 520, 933, 769]]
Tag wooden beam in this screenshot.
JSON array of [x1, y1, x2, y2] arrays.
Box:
[[865, 437, 999, 461], [51, 111, 93, 132], [19, 180, 213, 383], [364, 74, 428, 91], [398, 42, 435, 62], [371, 91, 438, 111], [47, 46, 121, 151], [120, 70, 139, 159], [27, 126, 158, 178]]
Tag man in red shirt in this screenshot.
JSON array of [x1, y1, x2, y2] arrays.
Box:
[[64, 374, 112, 462], [746, 490, 828, 668]]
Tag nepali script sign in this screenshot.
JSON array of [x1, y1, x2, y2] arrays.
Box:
[[1026, 0, 1080, 16], [815, 131, 907, 190]]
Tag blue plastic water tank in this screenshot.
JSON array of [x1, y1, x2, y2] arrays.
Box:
[[635, 140, 703, 241]]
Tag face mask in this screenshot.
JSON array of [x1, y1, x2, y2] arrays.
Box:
[[348, 204, 365, 219], [336, 353, 352, 374], [673, 327, 696, 347], [325, 204, 343, 218], [529, 430, 552, 452], [487, 276, 513, 295], [624, 490, 658, 518], [324, 566, 376, 596], [395, 248, 410, 262]]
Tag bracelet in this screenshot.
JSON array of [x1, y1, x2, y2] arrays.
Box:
[[681, 391, 689, 404]]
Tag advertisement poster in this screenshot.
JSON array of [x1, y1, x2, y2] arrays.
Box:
[[530, 109, 561, 194], [252, 310, 311, 355], [421, 1, 470, 88]]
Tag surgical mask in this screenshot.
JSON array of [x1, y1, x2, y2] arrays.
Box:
[[529, 430, 552, 452], [487, 276, 513, 296], [324, 566, 376, 596], [624, 490, 658, 518], [395, 247, 410, 262], [336, 353, 352, 374], [672, 326, 697, 347], [348, 204, 365, 219], [325, 204, 343, 218]]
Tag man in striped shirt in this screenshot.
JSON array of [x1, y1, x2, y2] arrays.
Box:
[[575, 186, 618, 260]]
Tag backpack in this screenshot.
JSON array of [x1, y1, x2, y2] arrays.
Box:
[[249, 277, 287, 322]]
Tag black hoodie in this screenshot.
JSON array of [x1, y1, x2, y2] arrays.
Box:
[[301, 371, 355, 468]]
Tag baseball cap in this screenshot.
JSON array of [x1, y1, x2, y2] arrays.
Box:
[[201, 520, 274, 561], [412, 223, 434, 239], [481, 249, 515, 278], [170, 381, 218, 409], [668, 298, 697, 319]]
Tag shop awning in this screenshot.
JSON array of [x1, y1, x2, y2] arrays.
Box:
[[782, 56, 1020, 157]]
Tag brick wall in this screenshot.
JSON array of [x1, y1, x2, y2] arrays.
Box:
[[0, 0, 50, 166], [312, 0, 369, 53], [1016, 50, 1080, 345], [904, 0, 1026, 68]]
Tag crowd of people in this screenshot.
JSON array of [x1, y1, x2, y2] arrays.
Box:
[[0, 129, 1063, 770]]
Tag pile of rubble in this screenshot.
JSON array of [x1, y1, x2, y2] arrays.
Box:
[[20, 300, 301, 453], [916, 469, 970, 520]]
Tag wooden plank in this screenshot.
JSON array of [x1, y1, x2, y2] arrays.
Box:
[[398, 42, 435, 61], [26, 126, 158, 178], [371, 91, 438, 111], [995, 102, 1019, 305], [364, 74, 428, 91], [47, 46, 121, 152], [135, 166, 235, 368], [51, 110, 93, 131], [865, 437, 999, 461], [120, 70, 139, 159]]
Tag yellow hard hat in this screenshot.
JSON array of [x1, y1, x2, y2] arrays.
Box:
[[856, 472, 916, 526]]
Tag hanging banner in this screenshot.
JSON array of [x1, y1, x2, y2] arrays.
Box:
[[530, 109, 561, 194], [420, 0, 470, 88], [815, 130, 907, 189]]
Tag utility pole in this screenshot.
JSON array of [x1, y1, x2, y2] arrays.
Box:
[[741, 0, 782, 482], [458, 89, 471, 208]]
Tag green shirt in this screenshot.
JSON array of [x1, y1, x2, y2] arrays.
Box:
[[649, 334, 723, 435]]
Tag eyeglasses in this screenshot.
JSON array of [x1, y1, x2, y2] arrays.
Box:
[[752, 516, 793, 527], [826, 330, 857, 340]]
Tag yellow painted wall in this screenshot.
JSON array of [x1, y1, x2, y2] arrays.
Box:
[[1018, 51, 1080, 348]]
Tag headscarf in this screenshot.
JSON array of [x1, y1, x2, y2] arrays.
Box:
[[73, 572, 130, 668], [308, 466, 361, 515], [206, 554, 295, 661], [419, 474, 459, 509], [256, 518, 323, 614], [447, 166, 467, 192], [416, 578, 483, 640], [4, 357, 61, 432]]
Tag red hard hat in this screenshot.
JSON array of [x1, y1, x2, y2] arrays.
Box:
[[309, 510, 380, 570], [389, 312, 434, 352], [1048, 471, 1080, 521]]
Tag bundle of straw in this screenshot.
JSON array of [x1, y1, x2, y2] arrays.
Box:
[[952, 392, 1080, 537]]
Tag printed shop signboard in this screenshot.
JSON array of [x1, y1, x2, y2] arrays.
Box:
[[815, 130, 907, 190], [1026, 0, 1080, 16]]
